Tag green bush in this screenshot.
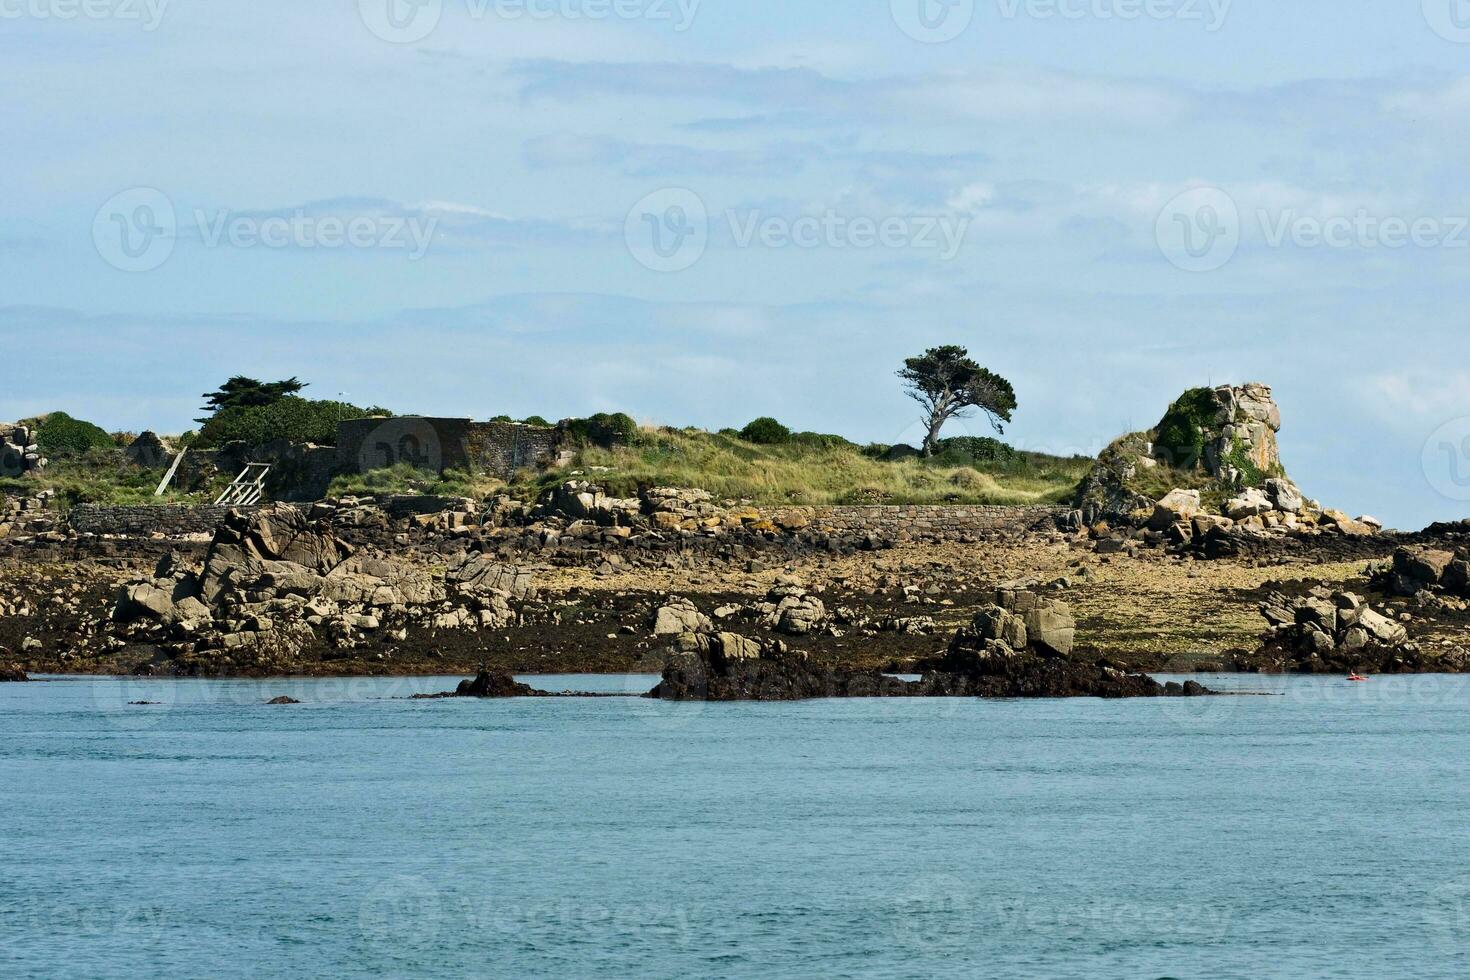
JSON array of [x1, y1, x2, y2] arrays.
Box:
[[739, 417, 791, 445], [521, 415, 551, 428], [197, 397, 390, 448], [937, 436, 1018, 465], [32, 412, 116, 456], [790, 431, 854, 450], [565, 412, 638, 448], [1153, 388, 1217, 470]]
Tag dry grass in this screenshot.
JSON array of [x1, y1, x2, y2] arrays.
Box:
[[560, 429, 1091, 507]]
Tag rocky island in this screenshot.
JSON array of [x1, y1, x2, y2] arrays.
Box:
[[0, 378, 1462, 698]]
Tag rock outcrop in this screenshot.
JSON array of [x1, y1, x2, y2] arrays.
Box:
[[921, 588, 1199, 698], [1252, 586, 1430, 672], [108, 505, 534, 673], [651, 597, 713, 636], [0, 422, 45, 479], [125, 431, 174, 468], [1377, 545, 1468, 600], [0, 661, 29, 682], [760, 578, 827, 636], [415, 670, 545, 699], [649, 588, 1208, 701], [647, 631, 913, 701], [1076, 383, 1380, 553]]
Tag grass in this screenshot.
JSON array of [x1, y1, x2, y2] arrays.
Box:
[[325, 463, 506, 500], [0, 450, 224, 511], [4, 429, 1093, 510], [533, 428, 1092, 506]]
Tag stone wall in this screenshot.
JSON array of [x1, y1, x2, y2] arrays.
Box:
[[69, 504, 254, 537], [67, 499, 1067, 543], [335, 417, 563, 479], [764, 504, 1069, 540]]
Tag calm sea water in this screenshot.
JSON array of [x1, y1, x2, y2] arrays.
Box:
[[4, 673, 1470, 979]]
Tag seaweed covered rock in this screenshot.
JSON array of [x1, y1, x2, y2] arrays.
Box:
[[1, 661, 28, 682], [414, 670, 545, 699], [647, 632, 911, 701], [923, 589, 1201, 698]]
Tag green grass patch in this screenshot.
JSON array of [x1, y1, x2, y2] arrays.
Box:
[[325, 463, 504, 500], [0, 449, 223, 511], [525, 428, 1091, 506]]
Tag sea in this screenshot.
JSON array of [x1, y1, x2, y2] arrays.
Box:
[[4, 672, 1470, 979]]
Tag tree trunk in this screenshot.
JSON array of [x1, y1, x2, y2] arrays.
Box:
[[922, 415, 946, 457]]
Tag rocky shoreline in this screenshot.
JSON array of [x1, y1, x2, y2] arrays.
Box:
[[1, 477, 1466, 690]]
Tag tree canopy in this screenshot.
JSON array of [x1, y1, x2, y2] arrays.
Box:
[[898, 346, 1017, 456], [198, 376, 307, 421]]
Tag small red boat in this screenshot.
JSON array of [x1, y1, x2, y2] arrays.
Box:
[[1347, 673, 1370, 682]]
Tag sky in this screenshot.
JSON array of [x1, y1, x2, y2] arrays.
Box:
[[5, 0, 1470, 528]]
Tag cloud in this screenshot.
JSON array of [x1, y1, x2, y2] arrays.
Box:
[[522, 133, 823, 176], [174, 196, 608, 253], [512, 60, 1197, 128]]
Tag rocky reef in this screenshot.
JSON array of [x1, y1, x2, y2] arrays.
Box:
[[647, 631, 915, 700], [108, 504, 535, 675], [415, 670, 547, 699], [648, 586, 1210, 702], [1, 661, 29, 682]]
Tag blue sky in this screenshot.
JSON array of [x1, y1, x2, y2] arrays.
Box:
[[5, 0, 1470, 527]]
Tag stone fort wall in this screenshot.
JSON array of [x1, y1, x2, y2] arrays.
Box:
[[334, 418, 562, 480]]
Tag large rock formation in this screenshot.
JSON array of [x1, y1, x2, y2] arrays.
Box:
[[1077, 383, 1286, 522], [0, 422, 45, 479], [1076, 383, 1377, 546], [1377, 545, 1468, 600]]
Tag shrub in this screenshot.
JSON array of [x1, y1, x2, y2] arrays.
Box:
[[565, 412, 638, 448], [937, 436, 1018, 465], [32, 412, 116, 456], [521, 415, 551, 428], [1154, 388, 1218, 470], [197, 396, 390, 448], [739, 417, 791, 445], [790, 431, 854, 450]]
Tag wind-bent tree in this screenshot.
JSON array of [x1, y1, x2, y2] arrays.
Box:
[[197, 376, 307, 422], [898, 346, 1016, 456]]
